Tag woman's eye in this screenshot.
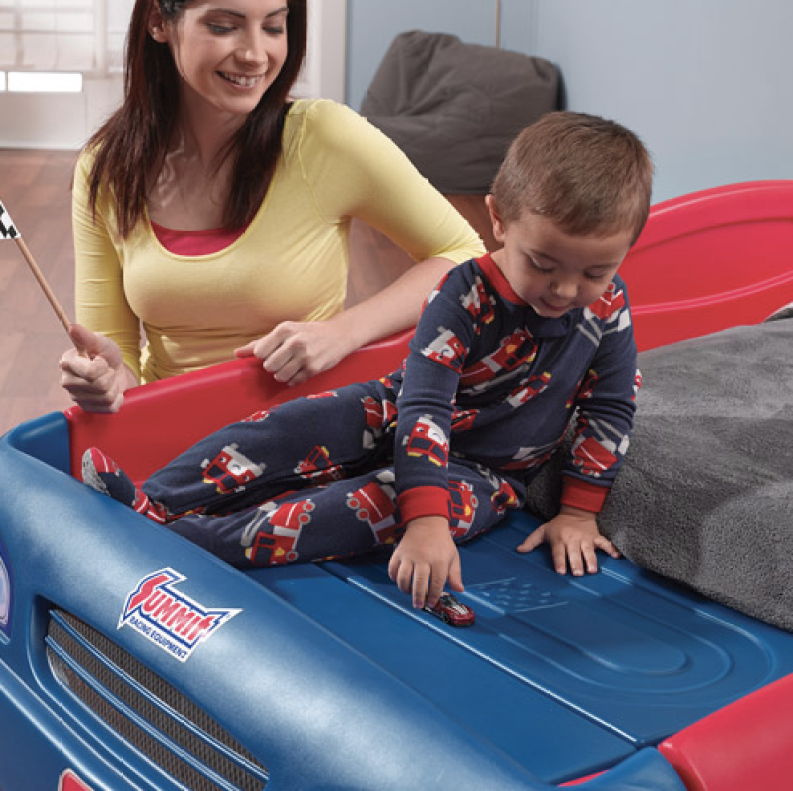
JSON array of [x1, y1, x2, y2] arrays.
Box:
[[207, 23, 234, 34], [264, 25, 285, 34]]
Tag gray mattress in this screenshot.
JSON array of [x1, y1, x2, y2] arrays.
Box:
[[526, 317, 793, 631]]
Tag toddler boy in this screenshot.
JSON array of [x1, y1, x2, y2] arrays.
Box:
[[83, 111, 654, 609]]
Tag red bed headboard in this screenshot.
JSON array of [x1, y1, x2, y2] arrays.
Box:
[[623, 180, 793, 350], [66, 330, 413, 483], [66, 180, 793, 481]]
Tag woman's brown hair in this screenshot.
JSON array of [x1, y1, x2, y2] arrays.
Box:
[[86, 0, 308, 237]]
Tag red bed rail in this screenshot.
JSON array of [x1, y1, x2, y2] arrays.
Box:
[[623, 180, 793, 350], [65, 180, 793, 482]]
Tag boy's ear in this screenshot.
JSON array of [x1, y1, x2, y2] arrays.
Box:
[[148, 8, 169, 43], [485, 194, 507, 244]]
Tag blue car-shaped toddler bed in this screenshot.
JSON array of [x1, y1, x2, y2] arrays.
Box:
[[1, 181, 793, 790]]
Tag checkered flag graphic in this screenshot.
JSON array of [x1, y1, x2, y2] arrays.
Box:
[[0, 200, 20, 240]]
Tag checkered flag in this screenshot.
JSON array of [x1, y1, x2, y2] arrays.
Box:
[[0, 200, 19, 240]]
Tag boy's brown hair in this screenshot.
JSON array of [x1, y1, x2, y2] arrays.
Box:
[[491, 111, 654, 243]]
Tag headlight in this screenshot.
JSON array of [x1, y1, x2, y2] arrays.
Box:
[[0, 551, 10, 631]]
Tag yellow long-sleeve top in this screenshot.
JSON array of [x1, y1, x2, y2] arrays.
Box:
[[73, 98, 485, 383]]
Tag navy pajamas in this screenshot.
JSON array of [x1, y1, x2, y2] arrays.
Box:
[[144, 381, 518, 567], [138, 253, 639, 569]]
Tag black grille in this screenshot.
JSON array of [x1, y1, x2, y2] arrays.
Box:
[[46, 609, 268, 790]]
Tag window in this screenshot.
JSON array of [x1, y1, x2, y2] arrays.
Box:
[[0, 0, 133, 92], [5, 71, 82, 93], [0, 0, 346, 147]]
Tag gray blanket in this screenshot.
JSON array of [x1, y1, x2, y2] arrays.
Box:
[[526, 317, 793, 631]]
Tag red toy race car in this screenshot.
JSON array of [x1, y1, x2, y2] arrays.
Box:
[[424, 592, 475, 627]]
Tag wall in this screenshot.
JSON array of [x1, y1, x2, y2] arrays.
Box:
[[346, 0, 793, 202], [530, 0, 793, 202], [346, 0, 502, 112]]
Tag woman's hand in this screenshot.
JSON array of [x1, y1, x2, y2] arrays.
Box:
[[235, 257, 456, 387], [388, 516, 463, 609], [235, 318, 358, 387], [516, 505, 620, 575], [59, 324, 137, 413]]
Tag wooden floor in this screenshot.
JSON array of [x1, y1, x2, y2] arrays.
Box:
[[0, 148, 495, 438], [0, 148, 78, 436]]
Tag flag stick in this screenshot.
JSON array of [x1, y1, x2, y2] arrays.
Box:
[[0, 198, 77, 347], [14, 235, 73, 337]]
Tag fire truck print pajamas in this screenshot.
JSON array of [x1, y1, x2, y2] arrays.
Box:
[[141, 253, 639, 568]]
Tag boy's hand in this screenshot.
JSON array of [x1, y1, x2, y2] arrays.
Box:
[[388, 516, 463, 609], [516, 506, 620, 576]]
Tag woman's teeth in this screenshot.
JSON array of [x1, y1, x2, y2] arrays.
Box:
[[220, 73, 259, 88]]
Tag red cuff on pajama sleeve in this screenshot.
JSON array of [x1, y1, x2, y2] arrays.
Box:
[[560, 478, 610, 513], [397, 486, 450, 523]]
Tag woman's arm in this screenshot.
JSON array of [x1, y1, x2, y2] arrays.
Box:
[[71, 153, 143, 376], [62, 152, 142, 411], [237, 255, 452, 385], [237, 101, 485, 385]]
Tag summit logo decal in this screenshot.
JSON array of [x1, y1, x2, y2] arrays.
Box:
[[119, 569, 241, 662]]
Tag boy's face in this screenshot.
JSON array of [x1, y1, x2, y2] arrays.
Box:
[[486, 196, 634, 318]]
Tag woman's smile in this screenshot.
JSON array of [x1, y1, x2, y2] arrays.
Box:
[[217, 71, 264, 89]]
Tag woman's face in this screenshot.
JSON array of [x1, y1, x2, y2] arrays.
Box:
[[151, 0, 290, 120]]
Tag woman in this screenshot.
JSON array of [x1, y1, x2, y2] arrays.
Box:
[[60, 0, 484, 412]]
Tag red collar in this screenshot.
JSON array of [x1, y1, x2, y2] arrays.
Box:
[[477, 253, 527, 306]]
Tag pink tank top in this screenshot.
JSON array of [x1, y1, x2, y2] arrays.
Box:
[[150, 221, 246, 255]]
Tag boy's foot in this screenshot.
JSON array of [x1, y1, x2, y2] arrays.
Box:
[[81, 447, 169, 524]]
